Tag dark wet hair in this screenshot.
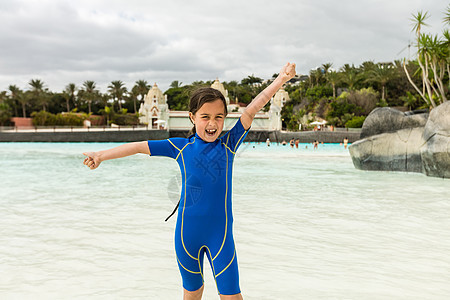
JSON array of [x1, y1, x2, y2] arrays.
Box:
[[189, 87, 228, 134]]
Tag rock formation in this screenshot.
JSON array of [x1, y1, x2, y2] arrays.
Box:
[[349, 102, 449, 178]]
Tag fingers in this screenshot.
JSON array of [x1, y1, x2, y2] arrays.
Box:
[[83, 152, 98, 169], [285, 62, 296, 77]]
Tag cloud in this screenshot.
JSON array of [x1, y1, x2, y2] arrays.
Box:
[[0, 0, 447, 93]]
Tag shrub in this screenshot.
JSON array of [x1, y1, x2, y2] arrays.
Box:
[[112, 114, 139, 126], [345, 116, 366, 128], [31, 111, 86, 126], [346, 87, 379, 115]]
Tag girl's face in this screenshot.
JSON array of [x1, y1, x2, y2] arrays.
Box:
[[189, 99, 226, 142]]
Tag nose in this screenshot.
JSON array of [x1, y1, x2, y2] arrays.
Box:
[[208, 119, 216, 127]]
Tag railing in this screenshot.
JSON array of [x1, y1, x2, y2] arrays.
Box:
[[0, 125, 165, 132], [0, 125, 362, 133]]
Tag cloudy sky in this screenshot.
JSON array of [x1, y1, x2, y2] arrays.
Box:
[[0, 0, 447, 93]]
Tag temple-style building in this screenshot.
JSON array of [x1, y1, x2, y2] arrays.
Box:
[[138, 83, 169, 129], [138, 80, 288, 131]]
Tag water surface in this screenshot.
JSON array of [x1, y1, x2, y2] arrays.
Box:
[[1, 142, 449, 299]]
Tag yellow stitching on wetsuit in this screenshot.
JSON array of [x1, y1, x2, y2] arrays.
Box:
[[221, 141, 235, 155], [167, 139, 181, 152], [175, 137, 196, 161], [197, 246, 205, 281], [233, 129, 249, 153], [198, 245, 219, 292], [215, 248, 236, 278], [213, 143, 228, 261], [180, 151, 198, 261], [177, 255, 201, 274]]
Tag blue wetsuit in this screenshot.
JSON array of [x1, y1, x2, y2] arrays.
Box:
[[147, 119, 249, 295]]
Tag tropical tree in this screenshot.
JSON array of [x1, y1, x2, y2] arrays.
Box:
[[241, 75, 263, 85], [326, 71, 340, 99], [0, 102, 12, 126], [309, 68, 325, 87], [108, 80, 127, 111], [403, 9, 449, 108], [322, 63, 333, 74], [9, 85, 24, 117], [82, 81, 98, 114], [133, 79, 150, 111], [28, 79, 49, 111], [366, 63, 396, 101], [170, 80, 183, 88], [64, 83, 77, 112], [99, 106, 114, 125], [340, 67, 362, 90], [128, 86, 140, 113]]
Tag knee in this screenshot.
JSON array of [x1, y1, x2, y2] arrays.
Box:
[[183, 285, 204, 300], [219, 293, 243, 300]]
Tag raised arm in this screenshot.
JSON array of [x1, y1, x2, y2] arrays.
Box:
[[83, 141, 150, 170], [240, 62, 296, 130]]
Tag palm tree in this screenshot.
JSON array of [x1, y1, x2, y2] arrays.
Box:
[[9, 85, 23, 117], [366, 63, 396, 101], [64, 83, 77, 112], [108, 80, 127, 111], [403, 9, 449, 108], [340, 67, 362, 91], [28, 79, 48, 111], [322, 63, 333, 75], [82, 81, 98, 114], [170, 80, 183, 88], [133, 79, 150, 112], [129, 86, 140, 114], [326, 71, 340, 99], [309, 68, 324, 87]]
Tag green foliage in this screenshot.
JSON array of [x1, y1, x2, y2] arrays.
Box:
[[305, 85, 333, 101], [0, 103, 12, 126], [346, 87, 379, 115], [400, 91, 420, 110], [31, 111, 86, 126], [345, 116, 366, 128], [326, 98, 363, 127], [112, 113, 139, 126], [240, 75, 263, 85], [165, 86, 190, 110]]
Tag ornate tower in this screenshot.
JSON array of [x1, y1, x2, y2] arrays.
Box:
[[138, 83, 169, 128], [210, 79, 230, 106], [269, 86, 290, 130]]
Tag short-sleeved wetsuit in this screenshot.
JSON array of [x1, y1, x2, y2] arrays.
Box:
[[147, 119, 249, 295]]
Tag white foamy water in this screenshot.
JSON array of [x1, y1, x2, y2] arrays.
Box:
[[1, 142, 449, 299]]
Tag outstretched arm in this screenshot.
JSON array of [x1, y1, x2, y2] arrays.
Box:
[[240, 62, 296, 130], [83, 141, 150, 170]]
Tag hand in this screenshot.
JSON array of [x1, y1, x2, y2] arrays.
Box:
[[83, 152, 101, 170], [279, 62, 296, 82]]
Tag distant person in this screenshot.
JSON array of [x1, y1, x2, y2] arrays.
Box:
[[82, 62, 297, 300], [314, 140, 318, 150], [344, 137, 349, 149], [266, 138, 270, 147], [281, 139, 287, 146], [289, 138, 295, 148], [295, 138, 299, 149]]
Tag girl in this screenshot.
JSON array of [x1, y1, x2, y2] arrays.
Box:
[[83, 63, 296, 300]]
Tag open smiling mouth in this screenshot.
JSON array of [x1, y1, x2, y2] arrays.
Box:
[[205, 129, 217, 137]]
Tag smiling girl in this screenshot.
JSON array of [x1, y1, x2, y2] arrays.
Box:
[[83, 62, 296, 299]]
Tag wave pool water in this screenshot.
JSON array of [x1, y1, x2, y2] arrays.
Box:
[[1, 142, 449, 299]]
